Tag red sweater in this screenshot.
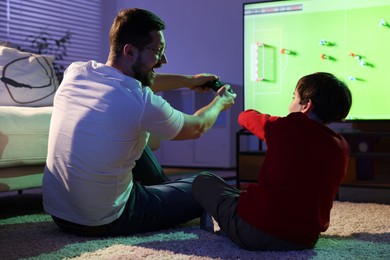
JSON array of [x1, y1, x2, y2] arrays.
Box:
[[237, 110, 349, 246]]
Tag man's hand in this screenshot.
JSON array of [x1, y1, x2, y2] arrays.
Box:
[[188, 73, 219, 92], [173, 83, 237, 140], [216, 85, 237, 111], [151, 73, 218, 92]]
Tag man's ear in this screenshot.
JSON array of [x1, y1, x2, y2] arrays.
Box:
[[123, 44, 138, 64], [301, 99, 314, 114]]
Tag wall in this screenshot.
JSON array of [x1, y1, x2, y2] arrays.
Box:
[[104, 0, 262, 87], [100, 2, 119, 63], [102, 2, 390, 182], [99, 1, 262, 167], [101, 1, 260, 121]]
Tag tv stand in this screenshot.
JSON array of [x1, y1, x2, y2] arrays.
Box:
[[335, 122, 390, 189], [235, 129, 265, 189], [236, 126, 390, 190]]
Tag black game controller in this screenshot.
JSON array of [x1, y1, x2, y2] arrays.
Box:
[[202, 80, 234, 93]]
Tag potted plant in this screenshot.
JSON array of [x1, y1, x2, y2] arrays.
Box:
[[18, 30, 72, 82]]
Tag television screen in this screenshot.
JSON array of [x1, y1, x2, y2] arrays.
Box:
[[243, 0, 390, 120]]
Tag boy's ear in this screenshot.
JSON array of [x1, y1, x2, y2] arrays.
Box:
[[301, 99, 314, 114]]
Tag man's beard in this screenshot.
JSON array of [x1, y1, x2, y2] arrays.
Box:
[[132, 58, 156, 87]]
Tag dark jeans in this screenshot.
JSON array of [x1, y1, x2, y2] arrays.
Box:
[[192, 172, 312, 251], [52, 146, 204, 237]]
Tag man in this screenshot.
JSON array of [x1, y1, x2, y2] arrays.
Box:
[[43, 8, 236, 237]]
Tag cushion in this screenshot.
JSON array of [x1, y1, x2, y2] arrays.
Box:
[[0, 46, 59, 106], [0, 106, 52, 167]]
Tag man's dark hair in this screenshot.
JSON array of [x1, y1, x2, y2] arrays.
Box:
[[296, 72, 352, 124], [109, 8, 166, 61]]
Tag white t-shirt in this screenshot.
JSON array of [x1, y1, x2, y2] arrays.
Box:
[[43, 61, 184, 226]]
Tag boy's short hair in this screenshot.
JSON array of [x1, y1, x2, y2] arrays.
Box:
[[109, 8, 166, 61], [295, 72, 352, 124]]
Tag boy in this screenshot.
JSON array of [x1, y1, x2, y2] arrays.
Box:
[[192, 72, 352, 251]]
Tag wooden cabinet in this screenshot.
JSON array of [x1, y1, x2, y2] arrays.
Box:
[[235, 129, 265, 188], [338, 129, 390, 189], [235, 126, 390, 190]]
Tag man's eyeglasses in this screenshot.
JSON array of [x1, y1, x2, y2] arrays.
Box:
[[145, 46, 166, 61]]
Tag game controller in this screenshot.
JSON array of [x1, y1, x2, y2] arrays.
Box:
[[202, 80, 234, 93]]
